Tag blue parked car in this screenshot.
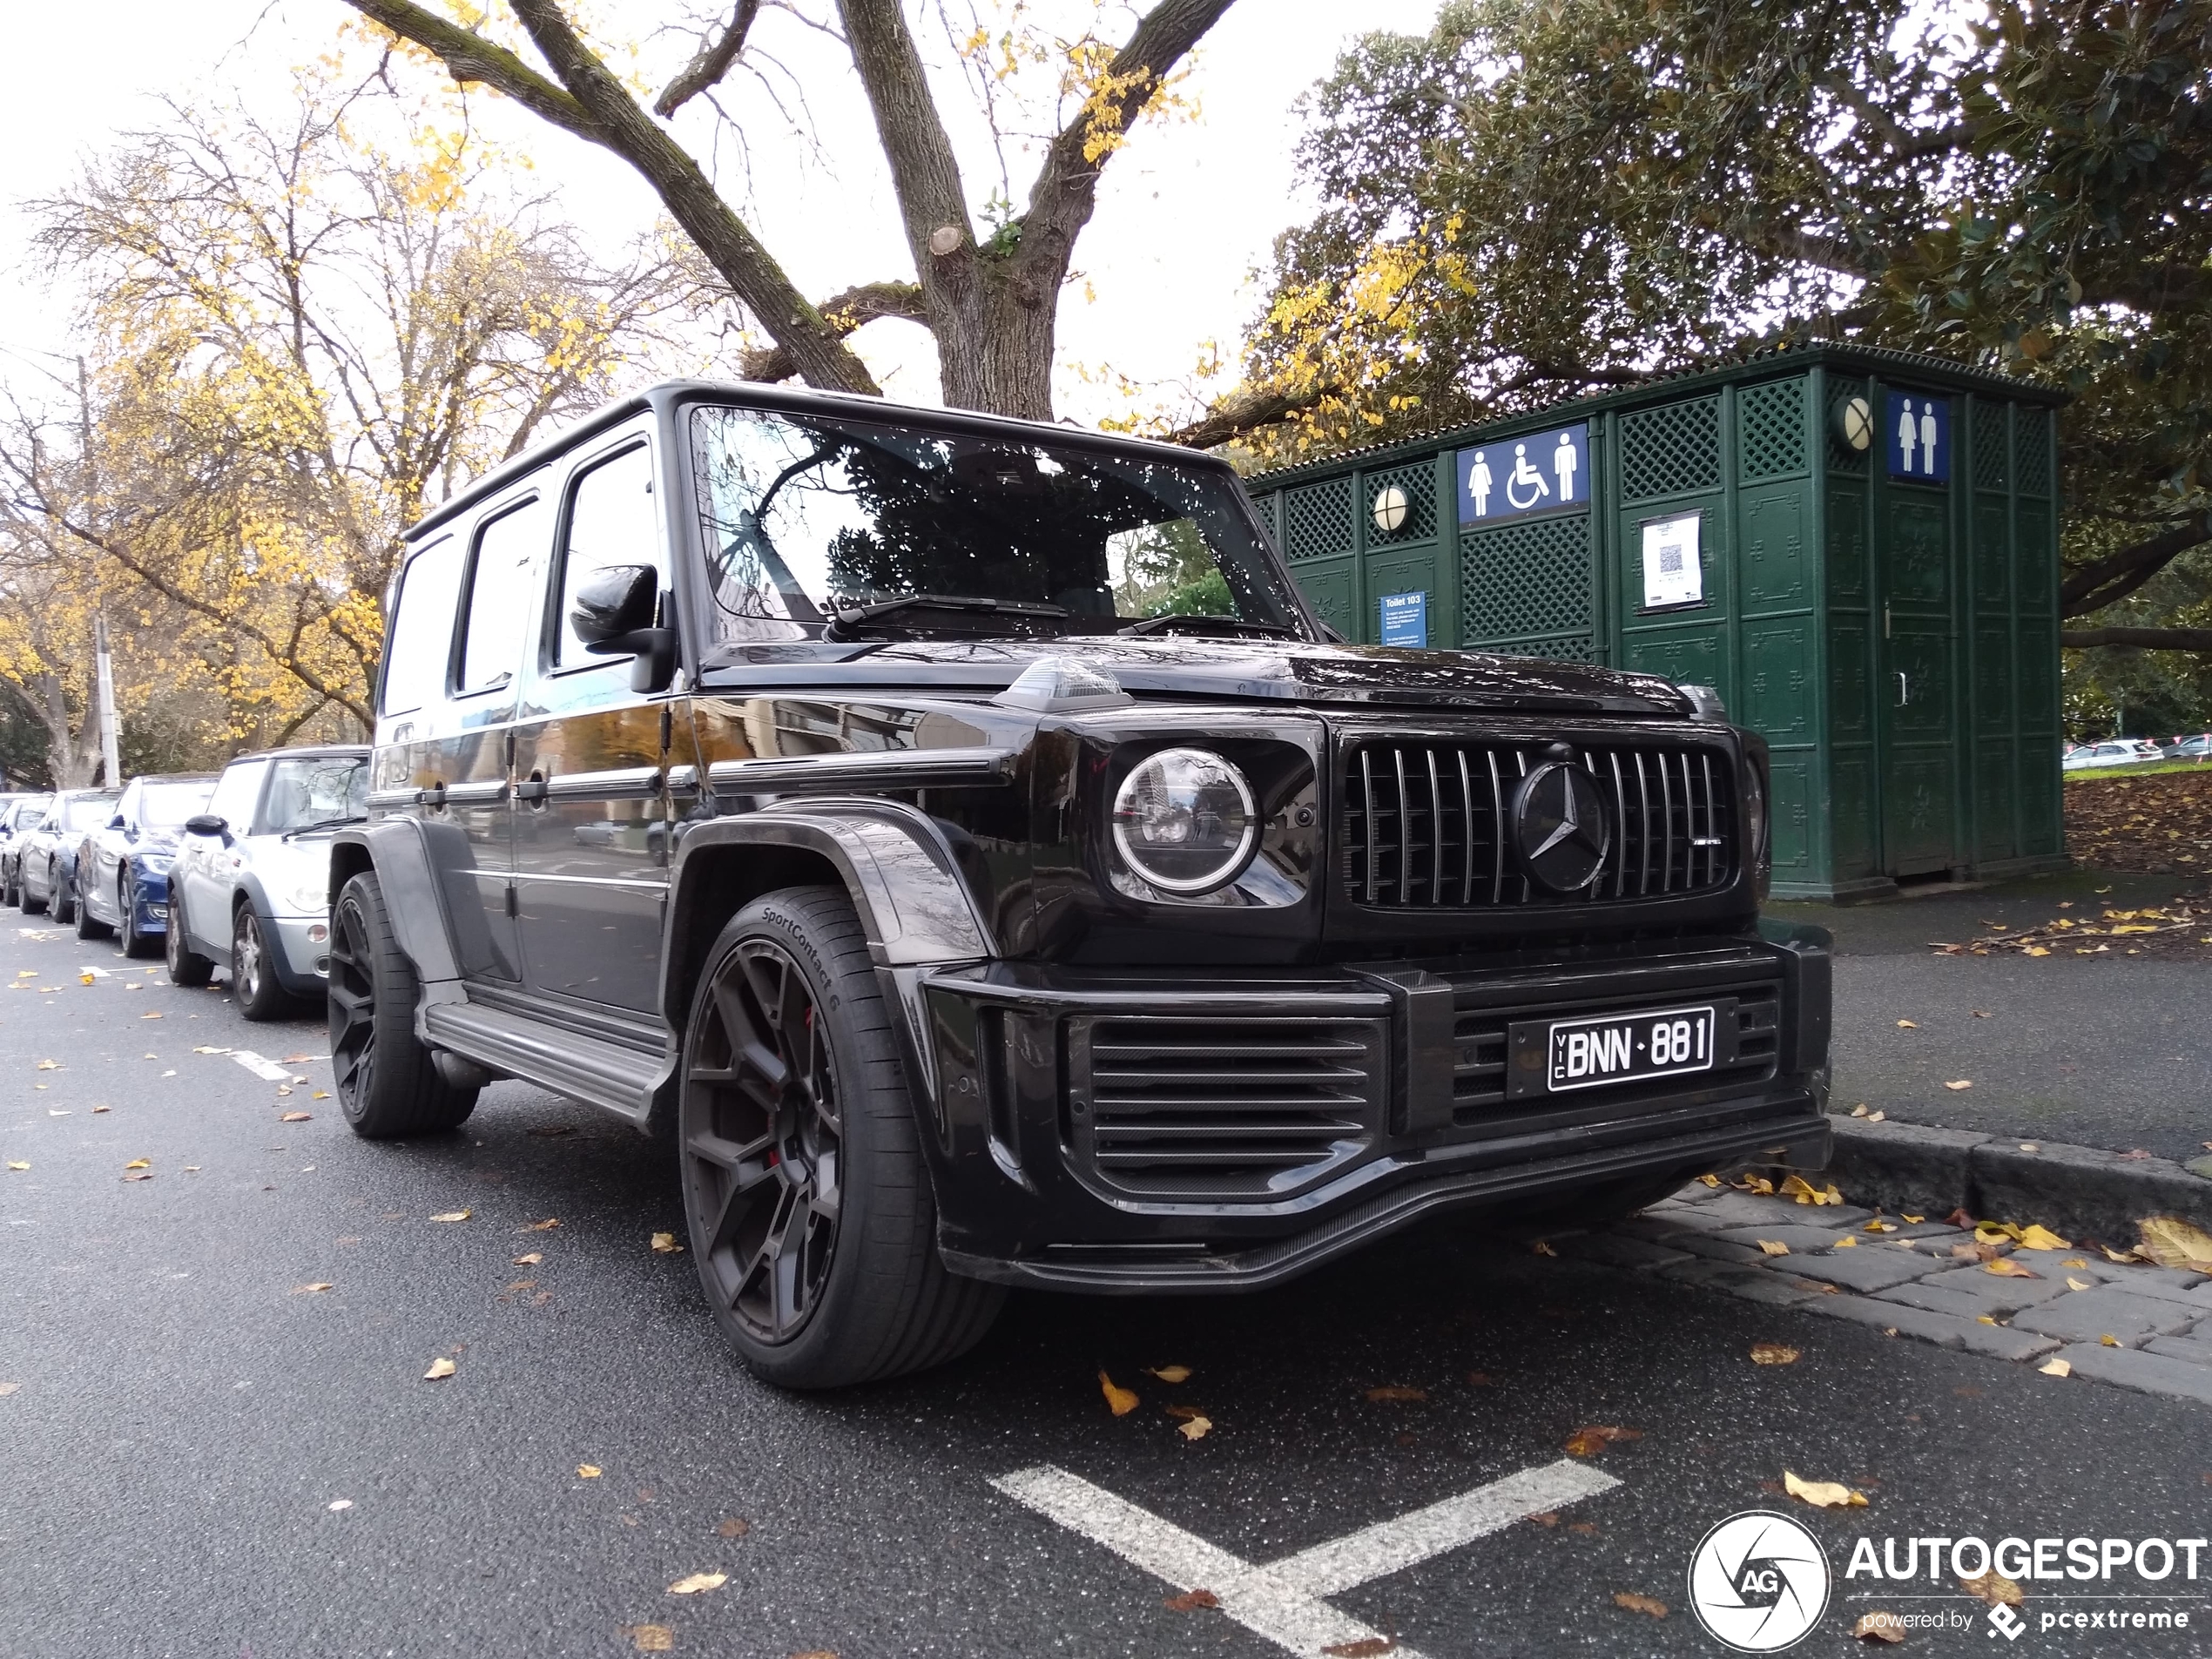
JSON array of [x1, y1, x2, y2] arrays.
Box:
[[74, 773, 218, 955]]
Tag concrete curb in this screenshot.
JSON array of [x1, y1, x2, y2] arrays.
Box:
[[1772, 1116, 2212, 1245]]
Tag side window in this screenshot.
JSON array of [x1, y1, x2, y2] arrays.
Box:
[[459, 496, 550, 694], [204, 762, 266, 831], [381, 536, 462, 716], [553, 442, 660, 668]]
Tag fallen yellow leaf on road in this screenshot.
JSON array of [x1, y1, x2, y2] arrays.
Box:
[[1903, 1214, 1925, 1224], [1697, 1173, 1722, 1187], [1784, 1470, 1867, 1507], [78, 973, 93, 985], [2100, 1333, 2122, 1347], [1756, 1239, 1791, 1257], [1835, 1235, 1858, 1248], [2136, 1216, 2212, 1272], [2066, 1277, 2094, 1291], [521, 1217, 561, 1231], [650, 1231, 685, 1254], [1959, 1570, 2023, 1607], [1177, 1414, 1212, 1441], [1984, 1258, 2040, 1279], [1366, 1385, 1427, 1402], [292, 1283, 334, 1294], [1318, 1640, 1389, 1658], [1750, 1344, 1801, 1366], [1099, 1370, 1138, 1416], [423, 1358, 456, 1380], [577, 1464, 601, 1479], [1146, 1365, 1192, 1383], [1531, 1239, 1557, 1256], [622, 1626, 673, 1653], [6, 1161, 28, 1171], [666, 1571, 726, 1595], [1944, 1079, 1973, 1090], [1735, 1175, 1775, 1195], [125, 1159, 151, 1170], [91, 1105, 109, 1113], [1614, 1591, 1667, 1619], [141, 1011, 162, 1020], [1895, 1019, 1917, 1028], [2017, 1224, 2070, 1251], [312, 1091, 330, 1100], [513, 1252, 543, 1266], [429, 1210, 471, 1224], [35, 1060, 57, 1070], [1565, 1426, 1642, 1456], [1164, 1589, 1220, 1611], [1863, 1219, 1895, 1233], [2040, 1359, 2073, 1377], [280, 1111, 312, 1123], [1853, 1610, 1907, 1642]]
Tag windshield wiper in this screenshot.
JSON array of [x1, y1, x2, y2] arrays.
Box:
[[822, 594, 1069, 642], [1118, 613, 1297, 638], [284, 813, 368, 841]]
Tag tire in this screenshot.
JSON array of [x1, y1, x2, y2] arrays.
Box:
[[51, 864, 77, 925], [328, 868, 476, 1137], [2, 860, 17, 907], [20, 862, 45, 915], [678, 885, 1001, 1389], [165, 888, 216, 987], [232, 904, 293, 1019]]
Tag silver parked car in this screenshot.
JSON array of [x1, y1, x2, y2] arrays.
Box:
[[166, 746, 369, 1018], [0, 794, 53, 906]]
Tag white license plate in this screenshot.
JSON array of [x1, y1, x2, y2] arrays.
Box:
[[1542, 1003, 1718, 1092]]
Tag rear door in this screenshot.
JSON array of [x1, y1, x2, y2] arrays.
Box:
[[179, 760, 266, 952], [510, 426, 671, 1012]]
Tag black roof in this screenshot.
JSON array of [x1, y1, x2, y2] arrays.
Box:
[[1245, 340, 2070, 489], [405, 379, 1231, 543]]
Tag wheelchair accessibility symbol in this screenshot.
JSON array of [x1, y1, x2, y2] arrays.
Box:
[[1460, 422, 1587, 524]]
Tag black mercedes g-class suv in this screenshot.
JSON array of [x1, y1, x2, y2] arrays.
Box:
[[332, 381, 1831, 1388]]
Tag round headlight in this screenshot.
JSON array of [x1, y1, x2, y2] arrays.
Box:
[[1110, 748, 1258, 895]]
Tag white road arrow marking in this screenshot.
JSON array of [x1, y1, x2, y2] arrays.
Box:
[[992, 1457, 1618, 1659]]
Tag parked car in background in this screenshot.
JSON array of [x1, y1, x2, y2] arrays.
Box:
[[168, 746, 368, 1016], [16, 790, 121, 918], [2062, 738, 2161, 771], [74, 773, 219, 954], [0, 794, 53, 905], [2164, 733, 2212, 759]]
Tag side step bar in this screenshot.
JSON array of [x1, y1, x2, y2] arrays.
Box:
[[421, 997, 667, 1123]]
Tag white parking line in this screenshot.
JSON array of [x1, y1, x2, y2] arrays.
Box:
[[228, 1051, 292, 1082], [992, 1457, 1618, 1659]]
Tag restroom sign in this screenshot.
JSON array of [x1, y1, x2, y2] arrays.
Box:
[[1886, 391, 1950, 483], [1458, 422, 1589, 525]]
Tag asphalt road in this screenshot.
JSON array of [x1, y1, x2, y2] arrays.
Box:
[[4, 918, 2209, 1659], [1770, 870, 2212, 1162]]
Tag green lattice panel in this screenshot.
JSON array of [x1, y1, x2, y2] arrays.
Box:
[[1479, 636, 1600, 664], [1974, 622, 2014, 735], [2016, 502, 2055, 610], [1767, 753, 1813, 876], [1973, 495, 2011, 610], [2016, 408, 2053, 497], [1743, 621, 1812, 742], [1359, 460, 1437, 544], [1832, 752, 1876, 877], [1831, 618, 1871, 741], [1973, 403, 2009, 490], [1620, 395, 1721, 501], [1976, 743, 2017, 861], [1738, 378, 1808, 481], [1284, 477, 1354, 560], [1461, 514, 1592, 644]]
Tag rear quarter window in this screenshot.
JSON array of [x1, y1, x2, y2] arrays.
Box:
[[381, 536, 463, 716]]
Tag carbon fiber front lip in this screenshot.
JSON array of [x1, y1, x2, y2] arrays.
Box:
[[940, 1101, 1829, 1293]]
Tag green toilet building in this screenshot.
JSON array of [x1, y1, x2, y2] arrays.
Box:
[[1242, 344, 2069, 901]]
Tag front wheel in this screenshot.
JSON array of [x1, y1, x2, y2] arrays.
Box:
[[120, 873, 162, 957], [51, 865, 77, 925], [328, 869, 476, 1137], [20, 863, 45, 915], [165, 889, 216, 987], [233, 905, 293, 1020], [678, 886, 1001, 1389]]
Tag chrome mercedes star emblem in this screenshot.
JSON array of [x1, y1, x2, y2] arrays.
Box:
[[1512, 761, 1611, 892]]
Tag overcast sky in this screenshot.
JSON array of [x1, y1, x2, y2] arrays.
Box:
[[0, 0, 1441, 429]]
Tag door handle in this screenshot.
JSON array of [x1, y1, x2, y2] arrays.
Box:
[[1896, 671, 1910, 707]]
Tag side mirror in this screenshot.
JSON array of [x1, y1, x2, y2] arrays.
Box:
[[185, 814, 227, 838], [108, 813, 126, 831], [570, 564, 659, 645], [572, 564, 678, 695]]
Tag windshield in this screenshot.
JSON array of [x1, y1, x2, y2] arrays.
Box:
[[140, 780, 214, 830], [62, 796, 118, 832], [686, 405, 1305, 644], [261, 756, 368, 833]]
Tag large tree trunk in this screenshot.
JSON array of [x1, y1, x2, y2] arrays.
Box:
[[32, 670, 100, 788]]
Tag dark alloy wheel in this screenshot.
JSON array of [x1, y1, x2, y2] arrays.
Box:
[[51, 863, 77, 925], [328, 868, 475, 1137], [20, 860, 45, 915], [233, 904, 290, 1020], [679, 887, 1001, 1388], [165, 890, 215, 987], [76, 873, 111, 939], [120, 873, 162, 957]]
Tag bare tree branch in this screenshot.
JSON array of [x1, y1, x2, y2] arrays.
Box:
[[654, 0, 762, 119], [737, 280, 928, 381], [340, 0, 603, 139], [2060, 512, 2212, 615], [2060, 625, 2212, 653]]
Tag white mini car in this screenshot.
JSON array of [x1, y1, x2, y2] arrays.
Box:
[[165, 746, 369, 1018]]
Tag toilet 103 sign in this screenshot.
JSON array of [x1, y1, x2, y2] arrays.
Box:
[[1459, 422, 1589, 525]]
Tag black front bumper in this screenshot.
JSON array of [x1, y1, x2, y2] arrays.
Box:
[[905, 923, 1831, 1293]]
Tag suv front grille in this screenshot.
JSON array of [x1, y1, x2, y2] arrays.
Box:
[[1069, 1016, 1385, 1198], [1343, 739, 1734, 908]]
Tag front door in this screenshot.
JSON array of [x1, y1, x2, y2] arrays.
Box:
[[1877, 412, 1958, 876], [511, 431, 671, 1013]]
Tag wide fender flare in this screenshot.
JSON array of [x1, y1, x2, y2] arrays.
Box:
[[329, 818, 475, 986], [660, 799, 998, 1033]]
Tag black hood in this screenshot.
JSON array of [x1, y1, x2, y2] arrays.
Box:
[[697, 637, 1693, 716]]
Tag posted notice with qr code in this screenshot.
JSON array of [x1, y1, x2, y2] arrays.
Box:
[[1640, 512, 1703, 610]]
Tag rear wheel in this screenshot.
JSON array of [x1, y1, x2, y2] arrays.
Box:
[[328, 869, 476, 1137], [120, 873, 162, 957], [165, 889, 216, 987], [20, 861, 45, 915], [678, 886, 1001, 1388], [233, 905, 293, 1020], [51, 864, 77, 924], [2, 859, 18, 907]]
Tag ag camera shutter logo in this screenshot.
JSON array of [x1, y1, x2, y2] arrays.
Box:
[[1687, 1510, 1831, 1651]]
